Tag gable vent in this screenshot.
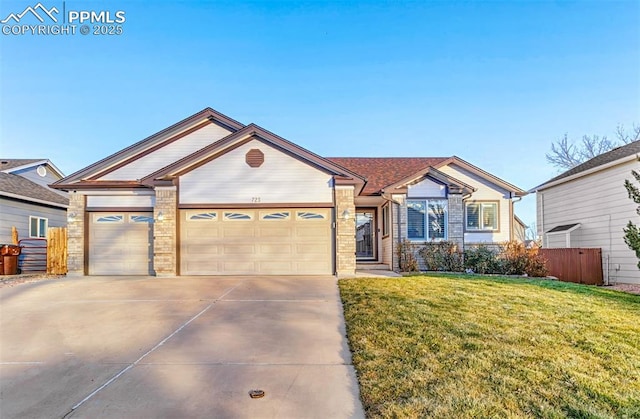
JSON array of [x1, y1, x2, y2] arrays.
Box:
[[246, 149, 264, 168]]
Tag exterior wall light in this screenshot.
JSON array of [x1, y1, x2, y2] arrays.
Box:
[[67, 212, 77, 222], [341, 209, 351, 220], [157, 211, 164, 221]]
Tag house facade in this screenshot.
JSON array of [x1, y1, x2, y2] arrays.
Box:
[[532, 141, 640, 285], [0, 159, 68, 244], [52, 108, 526, 277]]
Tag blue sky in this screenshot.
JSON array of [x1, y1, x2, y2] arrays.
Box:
[[1, 0, 639, 228]]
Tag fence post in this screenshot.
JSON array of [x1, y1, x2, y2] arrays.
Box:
[[11, 226, 18, 245]]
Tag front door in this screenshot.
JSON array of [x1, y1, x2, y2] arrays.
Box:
[[355, 209, 376, 260]]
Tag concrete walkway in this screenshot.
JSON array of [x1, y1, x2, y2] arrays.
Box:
[[0, 276, 364, 419]]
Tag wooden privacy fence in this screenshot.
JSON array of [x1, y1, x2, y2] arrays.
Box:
[[538, 248, 603, 285], [47, 227, 67, 275]]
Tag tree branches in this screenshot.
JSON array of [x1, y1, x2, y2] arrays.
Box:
[[546, 124, 640, 171]]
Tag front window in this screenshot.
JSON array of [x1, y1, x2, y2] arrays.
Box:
[[382, 204, 390, 237], [29, 216, 48, 238], [466, 202, 498, 231], [407, 199, 447, 240]]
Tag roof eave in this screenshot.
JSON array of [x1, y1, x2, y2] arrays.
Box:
[[0, 191, 69, 209], [530, 153, 638, 192]]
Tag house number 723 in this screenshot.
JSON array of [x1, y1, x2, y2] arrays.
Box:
[[251, 197, 261, 203]]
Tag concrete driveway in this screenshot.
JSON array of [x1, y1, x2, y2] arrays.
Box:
[[0, 276, 364, 419]]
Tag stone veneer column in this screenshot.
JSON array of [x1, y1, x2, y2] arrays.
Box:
[[153, 186, 177, 276], [448, 193, 464, 250], [335, 185, 356, 276], [67, 192, 86, 276]]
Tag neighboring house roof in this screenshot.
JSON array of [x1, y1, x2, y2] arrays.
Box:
[[326, 157, 449, 195], [0, 158, 68, 207], [532, 140, 640, 192], [1, 158, 65, 178], [0, 172, 68, 207]]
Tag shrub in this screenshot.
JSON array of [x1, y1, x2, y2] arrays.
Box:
[[419, 241, 464, 272], [499, 241, 548, 277], [464, 245, 502, 274], [397, 239, 419, 272]]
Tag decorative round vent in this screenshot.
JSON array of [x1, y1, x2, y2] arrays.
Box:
[[246, 149, 264, 168], [37, 165, 47, 177]]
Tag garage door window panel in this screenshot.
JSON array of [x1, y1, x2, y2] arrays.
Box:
[[188, 212, 218, 221], [297, 211, 326, 220], [94, 214, 124, 223], [224, 212, 253, 220]]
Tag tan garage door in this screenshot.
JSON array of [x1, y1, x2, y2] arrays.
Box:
[[180, 208, 333, 275], [88, 212, 154, 275]]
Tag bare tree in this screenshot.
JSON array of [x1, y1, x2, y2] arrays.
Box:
[[546, 124, 640, 171]]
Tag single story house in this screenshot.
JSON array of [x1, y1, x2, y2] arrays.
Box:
[[0, 159, 68, 244], [52, 107, 527, 277], [531, 140, 640, 285]]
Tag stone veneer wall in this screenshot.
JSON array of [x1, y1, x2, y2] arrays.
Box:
[[335, 186, 356, 276], [153, 187, 177, 276], [66, 192, 85, 276]]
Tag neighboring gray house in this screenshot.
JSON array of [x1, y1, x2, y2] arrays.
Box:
[[0, 159, 68, 244], [531, 141, 640, 285]]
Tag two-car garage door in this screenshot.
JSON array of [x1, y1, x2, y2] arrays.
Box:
[[180, 208, 333, 275]]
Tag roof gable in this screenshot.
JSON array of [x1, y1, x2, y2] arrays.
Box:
[[326, 157, 449, 195], [435, 157, 527, 196], [53, 108, 245, 187], [1, 159, 64, 178], [142, 124, 366, 191]]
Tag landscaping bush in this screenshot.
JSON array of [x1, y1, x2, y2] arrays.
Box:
[[397, 239, 419, 272], [419, 241, 464, 272], [463, 241, 549, 277], [464, 244, 502, 274]]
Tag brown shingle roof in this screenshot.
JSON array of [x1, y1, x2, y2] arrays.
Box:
[[326, 157, 449, 195], [534, 140, 640, 190], [0, 172, 68, 207]]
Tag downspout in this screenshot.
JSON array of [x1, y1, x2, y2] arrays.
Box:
[[510, 193, 522, 242], [332, 182, 338, 276]]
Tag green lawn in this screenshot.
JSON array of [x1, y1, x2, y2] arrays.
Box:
[[339, 275, 640, 418]]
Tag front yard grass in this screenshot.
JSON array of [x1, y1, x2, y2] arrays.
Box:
[[339, 274, 640, 418]]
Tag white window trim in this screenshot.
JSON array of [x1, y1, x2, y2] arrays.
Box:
[[29, 216, 48, 238], [407, 199, 448, 241], [465, 202, 499, 232]]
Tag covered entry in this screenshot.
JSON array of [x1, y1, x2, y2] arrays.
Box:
[[180, 208, 333, 275], [88, 212, 154, 275]]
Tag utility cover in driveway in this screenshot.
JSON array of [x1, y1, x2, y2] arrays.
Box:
[[180, 208, 332, 275]]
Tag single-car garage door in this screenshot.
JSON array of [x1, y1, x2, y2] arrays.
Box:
[[180, 208, 333, 275], [89, 212, 154, 275]]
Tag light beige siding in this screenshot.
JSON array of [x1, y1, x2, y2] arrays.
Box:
[[86, 193, 155, 208], [538, 159, 640, 284], [408, 178, 446, 198], [180, 139, 333, 204], [439, 163, 512, 243], [101, 123, 232, 181]]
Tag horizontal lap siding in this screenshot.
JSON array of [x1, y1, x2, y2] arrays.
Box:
[[538, 159, 640, 284], [101, 123, 232, 181], [0, 198, 66, 243], [438, 163, 512, 243], [180, 139, 333, 204]]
